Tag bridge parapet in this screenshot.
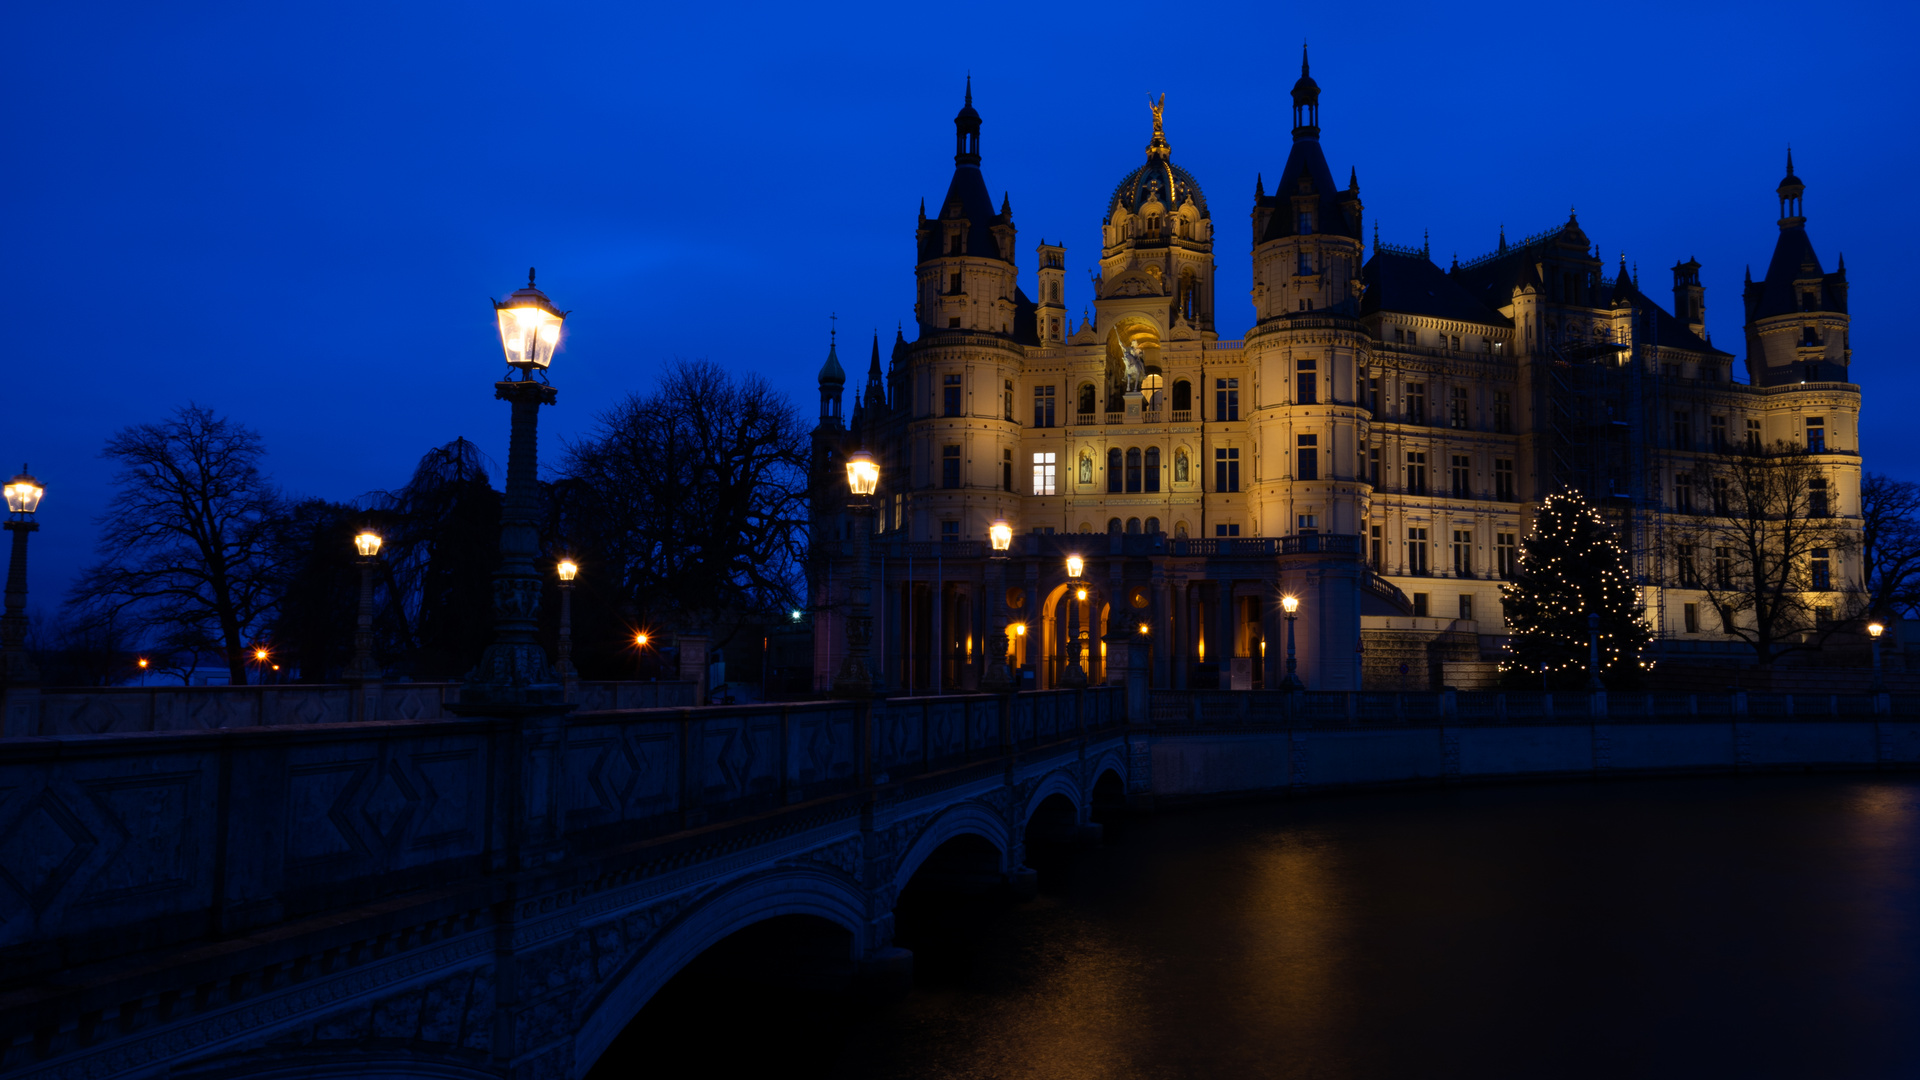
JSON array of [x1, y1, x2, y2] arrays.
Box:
[[0, 688, 1126, 1080], [12, 680, 696, 737]]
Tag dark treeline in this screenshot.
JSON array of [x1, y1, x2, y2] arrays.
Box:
[[50, 360, 807, 685]]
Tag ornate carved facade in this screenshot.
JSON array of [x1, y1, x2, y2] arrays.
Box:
[[810, 54, 1863, 692]]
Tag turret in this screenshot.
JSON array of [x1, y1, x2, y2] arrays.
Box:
[[1742, 153, 1852, 385], [1250, 47, 1363, 323], [1036, 239, 1067, 342], [913, 80, 1021, 336], [817, 327, 845, 424], [1672, 257, 1705, 338]]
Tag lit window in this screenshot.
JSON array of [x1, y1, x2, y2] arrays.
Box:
[[1031, 452, 1057, 496]]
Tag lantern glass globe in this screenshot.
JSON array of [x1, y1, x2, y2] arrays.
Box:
[[494, 272, 566, 370], [1066, 554, 1084, 578], [1869, 622, 1885, 638], [1281, 595, 1299, 615], [4, 467, 44, 514], [989, 519, 1012, 551], [557, 559, 579, 582], [845, 450, 880, 496], [353, 531, 382, 558]]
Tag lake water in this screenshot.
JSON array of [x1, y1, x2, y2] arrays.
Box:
[[604, 776, 1920, 1079]]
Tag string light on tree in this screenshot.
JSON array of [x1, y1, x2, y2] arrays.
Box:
[[1499, 489, 1652, 687]]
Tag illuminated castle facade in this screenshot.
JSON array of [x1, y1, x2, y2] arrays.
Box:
[[809, 56, 1862, 692]]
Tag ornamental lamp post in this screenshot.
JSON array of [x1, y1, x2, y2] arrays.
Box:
[[981, 518, 1016, 693], [1279, 594, 1304, 691], [458, 270, 570, 711], [2, 465, 44, 685], [833, 449, 879, 697], [1061, 554, 1088, 687], [1868, 619, 1886, 692], [555, 559, 579, 701], [1587, 611, 1605, 691], [345, 530, 383, 694]]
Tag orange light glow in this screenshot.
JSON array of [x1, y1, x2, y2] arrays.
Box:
[[254, 648, 269, 662], [634, 632, 650, 647], [137, 658, 149, 669]]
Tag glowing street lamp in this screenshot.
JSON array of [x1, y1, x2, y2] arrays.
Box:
[[1279, 594, 1304, 691], [1869, 619, 1886, 691], [345, 530, 384, 687], [2, 464, 44, 685], [833, 449, 878, 697], [1062, 555, 1088, 687], [982, 518, 1017, 693], [845, 450, 880, 497], [460, 270, 570, 710], [634, 631, 650, 648], [554, 559, 580, 700]]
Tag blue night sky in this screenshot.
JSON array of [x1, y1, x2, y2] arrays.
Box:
[[6, 1, 1916, 620]]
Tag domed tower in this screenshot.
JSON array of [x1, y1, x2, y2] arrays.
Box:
[[1742, 151, 1852, 386], [1095, 94, 1215, 342], [898, 80, 1031, 545]]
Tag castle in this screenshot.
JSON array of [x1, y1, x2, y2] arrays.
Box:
[[808, 53, 1861, 693]]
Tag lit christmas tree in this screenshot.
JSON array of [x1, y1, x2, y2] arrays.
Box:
[[1500, 489, 1652, 688]]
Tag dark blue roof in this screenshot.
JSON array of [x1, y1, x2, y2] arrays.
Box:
[[1362, 249, 1510, 326], [1257, 136, 1359, 242]]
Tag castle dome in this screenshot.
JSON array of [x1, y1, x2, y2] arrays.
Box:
[[1107, 158, 1209, 221]]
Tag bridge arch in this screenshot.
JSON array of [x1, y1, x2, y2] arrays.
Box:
[[574, 867, 868, 1076], [889, 800, 1011, 897], [1023, 768, 1087, 828]]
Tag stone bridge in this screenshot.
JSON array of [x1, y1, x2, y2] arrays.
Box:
[[0, 687, 1130, 1079]]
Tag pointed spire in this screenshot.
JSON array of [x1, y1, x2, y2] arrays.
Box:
[[1423, 229, 1430, 258], [1498, 223, 1508, 253], [1785, 145, 1794, 176], [1451, 252, 1459, 272], [953, 77, 982, 166], [1000, 191, 1011, 216], [1255, 173, 1265, 198], [1348, 166, 1358, 191], [1290, 41, 1321, 139], [1372, 220, 1380, 252]]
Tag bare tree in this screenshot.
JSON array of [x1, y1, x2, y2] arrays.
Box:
[[1669, 441, 1861, 666], [68, 405, 286, 684], [558, 359, 807, 656], [1861, 472, 1920, 618]]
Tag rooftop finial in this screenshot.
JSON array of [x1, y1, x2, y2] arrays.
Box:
[[1302, 40, 1310, 76], [965, 73, 972, 107], [829, 311, 837, 345], [1786, 145, 1794, 175], [1146, 92, 1170, 160], [528, 266, 536, 286]]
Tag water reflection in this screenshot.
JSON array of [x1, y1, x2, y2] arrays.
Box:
[[838, 777, 1920, 1079]]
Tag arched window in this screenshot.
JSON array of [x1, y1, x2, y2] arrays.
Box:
[[1173, 448, 1189, 483], [1146, 516, 1161, 534], [1078, 383, 1097, 416], [1144, 447, 1161, 492], [1127, 517, 1142, 534], [1108, 517, 1123, 534], [1171, 379, 1192, 412], [1079, 521, 1093, 533], [1126, 448, 1142, 492], [1107, 448, 1124, 493], [1174, 520, 1189, 538]]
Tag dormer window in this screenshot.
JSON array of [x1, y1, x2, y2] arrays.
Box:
[[1297, 211, 1314, 234], [949, 232, 964, 255], [1297, 250, 1312, 275]]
